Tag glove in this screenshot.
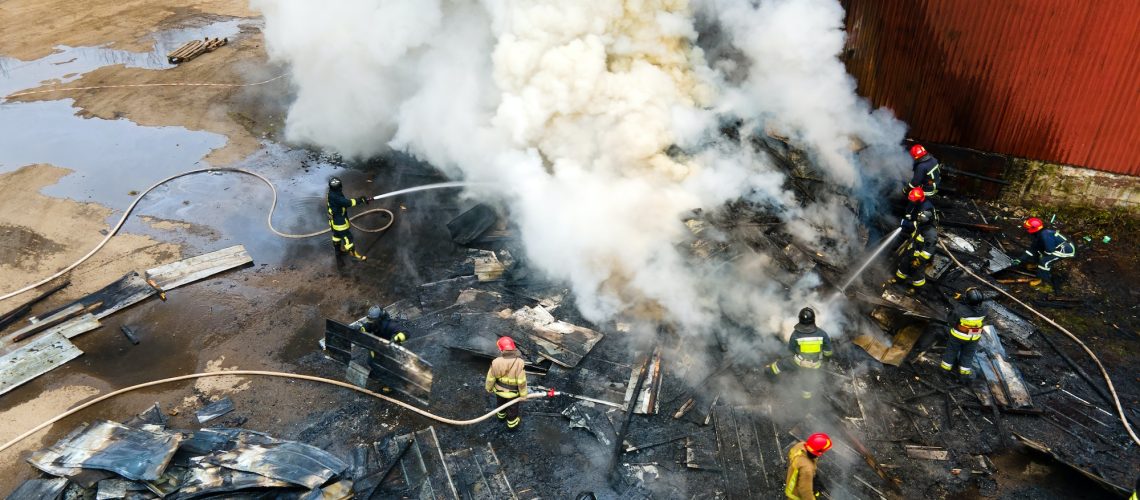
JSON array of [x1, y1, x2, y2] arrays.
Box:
[[358, 196, 370, 205], [1010, 258, 1021, 266], [393, 332, 407, 343]]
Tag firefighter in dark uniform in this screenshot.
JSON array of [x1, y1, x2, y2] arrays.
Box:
[[942, 287, 986, 379], [768, 307, 833, 400], [908, 144, 942, 197], [361, 305, 407, 344], [892, 187, 937, 291], [327, 177, 369, 261], [486, 336, 527, 430], [1012, 217, 1076, 294]]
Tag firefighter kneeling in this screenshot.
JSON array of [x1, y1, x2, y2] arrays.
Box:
[[785, 432, 832, 499], [768, 307, 833, 400], [486, 336, 527, 430]]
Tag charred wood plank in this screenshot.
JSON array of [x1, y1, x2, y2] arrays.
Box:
[[0, 280, 69, 331]]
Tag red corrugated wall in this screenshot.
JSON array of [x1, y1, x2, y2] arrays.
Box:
[[840, 0, 1140, 176]]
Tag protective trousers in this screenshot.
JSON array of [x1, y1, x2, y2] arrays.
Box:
[[941, 336, 979, 376], [770, 358, 823, 399], [495, 395, 521, 429]]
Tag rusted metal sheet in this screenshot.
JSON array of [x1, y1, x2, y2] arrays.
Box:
[[841, 0, 1140, 175]]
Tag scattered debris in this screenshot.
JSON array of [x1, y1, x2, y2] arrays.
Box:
[[28, 420, 183, 481], [195, 397, 235, 424], [903, 445, 949, 460], [0, 280, 69, 332], [510, 306, 604, 368], [1013, 433, 1130, 497], [472, 250, 507, 282], [119, 325, 140, 345], [0, 331, 83, 397], [447, 204, 499, 245], [167, 37, 227, 64], [623, 347, 663, 415], [563, 401, 617, 446], [324, 319, 434, 405]]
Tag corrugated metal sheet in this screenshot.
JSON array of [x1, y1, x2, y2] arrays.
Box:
[[840, 0, 1140, 176]]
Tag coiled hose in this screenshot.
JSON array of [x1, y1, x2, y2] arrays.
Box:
[[0, 168, 393, 302], [939, 240, 1140, 447], [0, 370, 555, 455]]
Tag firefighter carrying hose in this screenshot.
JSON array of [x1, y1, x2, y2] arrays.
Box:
[[891, 187, 937, 292], [486, 336, 527, 430], [327, 177, 370, 261], [907, 144, 942, 197], [767, 307, 833, 400], [361, 305, 407, 344], [785, 432, 833, 499], [942, 287, 987, 379], [1011, 217, 1075, 294]]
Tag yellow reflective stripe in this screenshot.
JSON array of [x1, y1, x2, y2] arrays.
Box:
[[915, 250, 932, 259], [950, 329, 981, 341], [497, 377, 525, 386], [494, 390, 519, 398], [796, 337, 823, 354], [330, 221, 351, 231], [915, 234, 925, 243], [786, 468, 800, 499], [960, 317, 984, 328]]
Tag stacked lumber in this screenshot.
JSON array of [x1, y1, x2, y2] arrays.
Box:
[[167, 37, 228, 64]]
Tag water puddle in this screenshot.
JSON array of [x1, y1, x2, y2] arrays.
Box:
[[0, 99, 227, 209]]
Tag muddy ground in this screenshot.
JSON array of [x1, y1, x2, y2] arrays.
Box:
[[1, 1, 1138, 498]]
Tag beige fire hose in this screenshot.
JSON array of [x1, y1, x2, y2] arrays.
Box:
[[939, 241, 1140, 446], [0, 168, 394, 302], [0, 370, 557, 455]]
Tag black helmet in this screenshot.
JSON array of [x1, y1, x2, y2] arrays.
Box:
[[798, 307, 815, 325], [964, 288, 984, 305], [329, 177, 342, 190], [367, 305, 383, 320]]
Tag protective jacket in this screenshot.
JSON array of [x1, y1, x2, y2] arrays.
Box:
[[327, 188, 360, 231], [947, 301, 985, 342], [910, 154, 942, 195], [361, 315, 406, 343], [485, 349, 528, 398], [784, 442, 819, 500], [1022, 229, 1075, 269], [787, 324, 833, 368]]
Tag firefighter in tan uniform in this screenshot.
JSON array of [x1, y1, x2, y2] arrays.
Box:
[[785, 433, 832, 499], [485, 336, 527, 430]]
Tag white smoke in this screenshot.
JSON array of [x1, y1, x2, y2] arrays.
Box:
[[252, 0, 909, 342]]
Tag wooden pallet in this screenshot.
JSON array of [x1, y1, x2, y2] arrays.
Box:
[[167, 37, 228, 64]]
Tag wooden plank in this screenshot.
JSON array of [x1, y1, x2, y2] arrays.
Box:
[[34, 272, 155, 322], [472, 251, 506, 282], [0, 332, 83, 396], [0, 280, 69, 331], [736, 410, 769, 496], [415, 427, 458, 500], [511, 306, 603, 368], [713, 406, 749, 499], [472, 444, 515, 500], [904, 445, 949, 460], [444, 448, 493, 500], [880, 325, 924, 366], [976, 326, 1032, 408], [145, 245, 252, 290], [1, 303, 84, 345], [623, 347, 662, 414]]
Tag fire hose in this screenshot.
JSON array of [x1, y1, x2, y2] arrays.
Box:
[[939, 241, 1140, 447], [0, 168, 396, 302], [0, 370, 561, 455]]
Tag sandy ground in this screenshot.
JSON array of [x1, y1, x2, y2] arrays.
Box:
[[0, 165, 182, 308], [0, 0, 254, 61]]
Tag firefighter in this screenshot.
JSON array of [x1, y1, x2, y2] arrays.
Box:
[[942, 287, 986, 379], [907, 144, 942, 197], [1011, 217, 1075, 294], [767, 307, 833, 399], [891, 187, 937, 291], [486, 336, 527, 430], [327, 177, 370, 261], [785, 432, 832, 500], [361, 305, 407, 344]]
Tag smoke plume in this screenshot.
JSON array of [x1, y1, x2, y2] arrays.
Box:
[[253, 0, 909, 345]]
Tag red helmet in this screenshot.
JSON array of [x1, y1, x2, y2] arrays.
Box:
[[496, 336, 517, 351], [909, 144, 927, 159], [1023, 217, 1044, 233], [805, 433, 832, 455], [907, 187, 926, 202]]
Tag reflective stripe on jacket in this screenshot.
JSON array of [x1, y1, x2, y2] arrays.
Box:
[[785, 442, 817, 500], [910, 155, 942, 194], [485, 350, 527, 398], [788, 324, 833, 364], [948, 302, 985, 341]]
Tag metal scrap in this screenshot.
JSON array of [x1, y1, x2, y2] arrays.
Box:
[[28, 420, 183, 481], [201, 441, 348, 489], [196, 397, 235, 424]]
